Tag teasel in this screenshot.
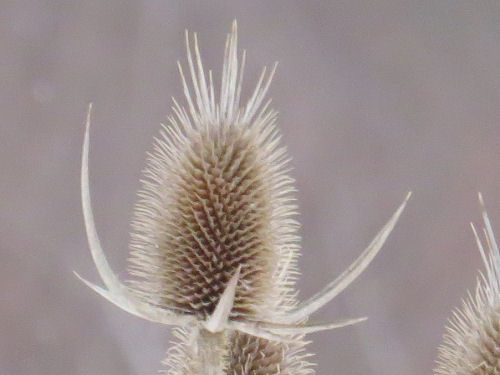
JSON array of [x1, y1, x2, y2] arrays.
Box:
[[77, 21, 411, 374], [435, 194, 500, 375]]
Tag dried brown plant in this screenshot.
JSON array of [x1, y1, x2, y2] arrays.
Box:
[[77, 21, 410, 374]]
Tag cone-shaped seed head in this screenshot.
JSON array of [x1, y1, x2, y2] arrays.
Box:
[[435, 195, 500, 375], [128, 22, 299, 320], [128, 21, 312, 375]]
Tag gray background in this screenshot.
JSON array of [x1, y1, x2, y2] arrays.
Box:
[[2, 1, 500, 374]]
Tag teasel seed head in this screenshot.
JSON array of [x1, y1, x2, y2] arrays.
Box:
[[435, 194, 500, 375], [130, 21, 316, 375], [127, 21, 299, 321]]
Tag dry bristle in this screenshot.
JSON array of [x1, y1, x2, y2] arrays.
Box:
[[435, 197, 500, 375]]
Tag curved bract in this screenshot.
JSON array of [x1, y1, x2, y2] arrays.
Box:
[[77, 21, 410, 374]]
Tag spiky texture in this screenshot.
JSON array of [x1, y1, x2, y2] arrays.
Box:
[[435, 196, 500, 375], [163, 327, 313, 375], [80, 20, 409, 375], [127, 22, 312, 374]]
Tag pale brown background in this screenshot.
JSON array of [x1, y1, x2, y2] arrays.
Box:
[[2, 1, 500, 374]]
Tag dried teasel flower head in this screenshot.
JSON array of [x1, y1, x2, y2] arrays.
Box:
[[435, 194, 500, 375], [77, 20, 411, 373]]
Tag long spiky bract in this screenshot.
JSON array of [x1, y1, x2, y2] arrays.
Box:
[[78, 20, 410, 374], [435, 194, 500, 375]]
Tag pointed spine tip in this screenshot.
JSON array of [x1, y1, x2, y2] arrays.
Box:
[[478, 191, 485, 208], [85, 103, 93, 129], [204, 265, 242, 333]]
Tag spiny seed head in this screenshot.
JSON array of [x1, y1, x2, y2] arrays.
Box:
[[435, 194, 500, 375], [127, 21, 299, 321], [126, 21, 313, 374]]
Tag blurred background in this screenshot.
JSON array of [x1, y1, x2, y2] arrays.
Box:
[[2, 1, 500, 374]]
